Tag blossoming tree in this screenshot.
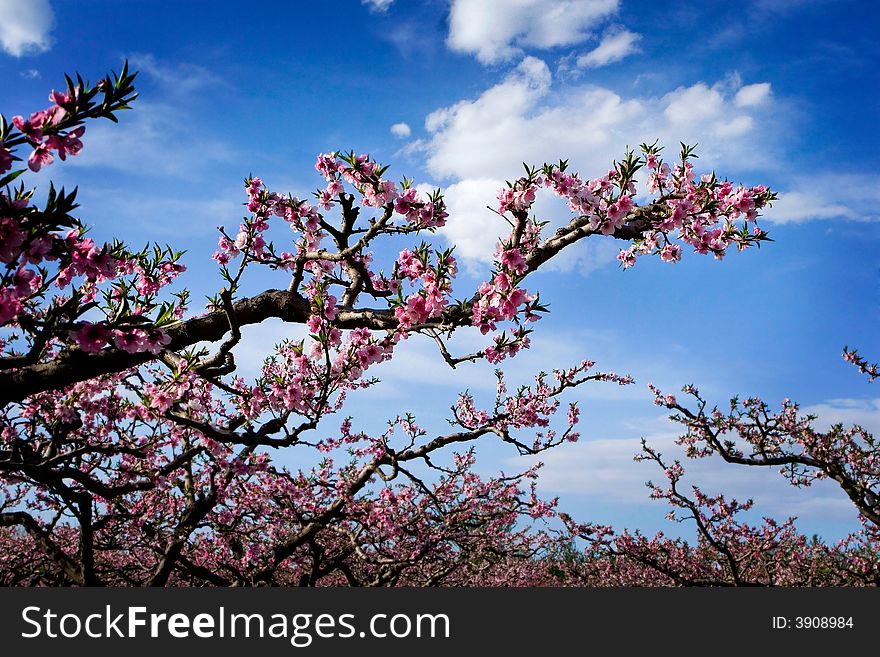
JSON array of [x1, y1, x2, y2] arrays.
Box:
[[1, 64, 874, 586]]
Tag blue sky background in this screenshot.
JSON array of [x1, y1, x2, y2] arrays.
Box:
[[1, 0, 878, 541]]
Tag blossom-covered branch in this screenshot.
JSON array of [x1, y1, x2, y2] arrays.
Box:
[[1, 64, 787, 587]]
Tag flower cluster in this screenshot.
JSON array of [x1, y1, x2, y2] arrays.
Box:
[[0, 67, 184, 365], [315, 151, 448, 227], [392, 247, 457, 335], [11, 100, 84, 172]]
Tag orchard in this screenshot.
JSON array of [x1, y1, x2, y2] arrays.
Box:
[[0, 65, 876, 586]]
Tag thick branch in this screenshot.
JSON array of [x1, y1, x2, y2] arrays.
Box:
[[0, 289, 395, 404]]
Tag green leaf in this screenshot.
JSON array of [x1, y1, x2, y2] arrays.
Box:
[[0, 168, 26, 188]]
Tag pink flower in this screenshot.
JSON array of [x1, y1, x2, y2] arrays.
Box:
[[71, 322, 109, 353], [0, 217, 25, 262], [28, 143, 54, 172], [25, 235, 54, 264], [617, 248, 636, 269], [394, 187, 421, 222], [150, 390, 173, 413], [362, 179, 398, 208], [112, 329, 147, 353], [660, 244, 681, 263], [142, 330, 172, 355], [12, 107, 65, 145], [314, 152, 340, 180], [50, 89, 76, 110], [500, 249, 528, 275], [11, 115, 43, 143], [12, 267, 40, 296], [493, 272, 512, 292], [396, 248, 424, 279], [0, 287, 23, 324], [46, 126, 85, 161]]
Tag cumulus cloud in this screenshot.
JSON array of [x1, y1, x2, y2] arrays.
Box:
[[420, 62, 772, 183], [577, 27, 641, 68], [803, 398, 880, 435], [405, 57, 778, 264], [769, 192, 856, 223], [447, 0, 619, 64], [433, 176, 622, 271], [735, 82, 772, 107], [432, 178, 506, 264], [390, 122, 411, 138], [0, 0, 54, 57]]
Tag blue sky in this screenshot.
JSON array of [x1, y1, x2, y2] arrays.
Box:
[[1, 0, 878, 541]]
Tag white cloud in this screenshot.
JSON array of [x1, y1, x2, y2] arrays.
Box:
[[390, 122, 411, 138], [406, 57, 779, 265], [735, 82, 772, 107], [803, 398, 880, 436], [769, 191, 856, 223], [433, 178, 506, 264], [511, 420, 858, 524], [67, 100, 234, 178], [64, 56, 234, 179], [234, 320, 310, 381], [577, 27, 641, 68], [767, 174, 880, 223], [420, 64, 773, 184], [232, 321, 650, 408], [434, 177, 622, 270], [129, 53, 224, 96], [447, 0, 619, 64], [0, 0, 54, 56], [511, 394, 880, 528], [664, 82, 720, 123], [362, 0, 393, 11], [20, 68, 41, 80], [713, 114, 754, 138]]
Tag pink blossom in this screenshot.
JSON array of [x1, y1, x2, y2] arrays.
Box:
[[394, 187, 421, 222], [49, 89, 77, 110], [0, 287, 23, 324], [11, 114, 43, 143], [617, 248, 636, 269], [71, 322, 110, 353], [0, 217, 25, 262], [46, 126, 85, 161], [27, 142, 54, 172], [142, 330, 172, 355], [660, 244, 682, 263], [12, 267, 41, 296], [500, 249, 528, 275], [150, 390, 173, 413], [112, 329, 147, 353]]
